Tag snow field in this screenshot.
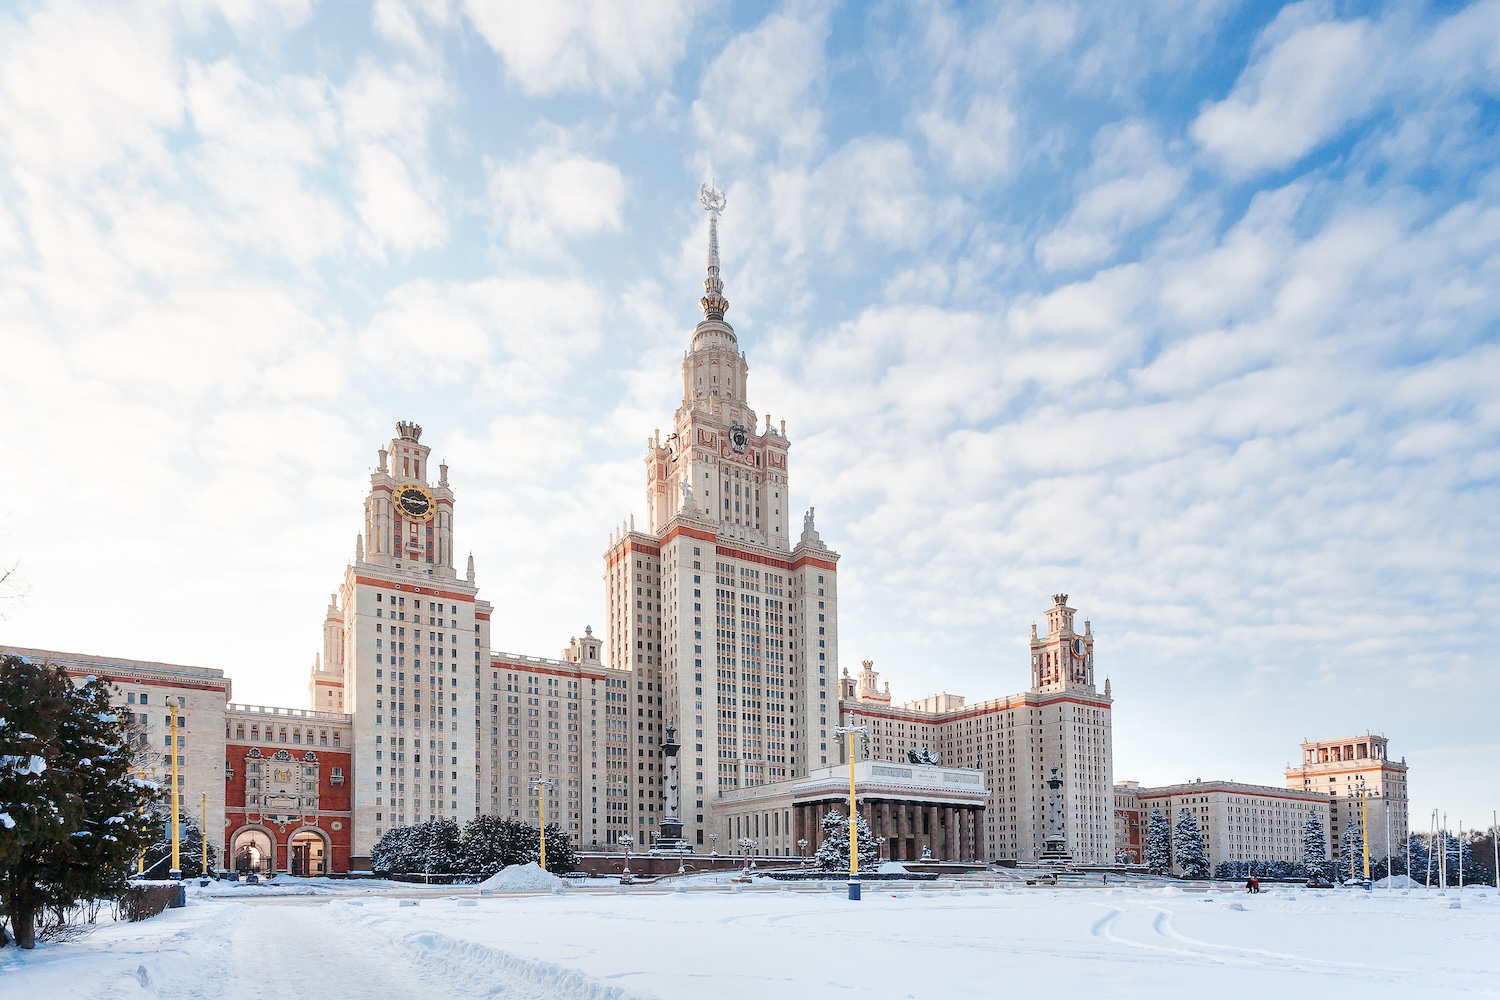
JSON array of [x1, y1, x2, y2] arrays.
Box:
[[1, 884, 1497, 999]]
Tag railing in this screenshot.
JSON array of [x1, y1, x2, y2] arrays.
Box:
[[227, 703, 351, 723]]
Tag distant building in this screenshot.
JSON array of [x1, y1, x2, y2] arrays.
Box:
[[1285, 733, 1409, 871], [836, 594, 1116, 865], [1114, 781, 1143, 864], [0, 645, 231, 861], [1131, 779, 1330, 875]]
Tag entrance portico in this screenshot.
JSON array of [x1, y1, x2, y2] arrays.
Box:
[[714, 760, 988, 861]]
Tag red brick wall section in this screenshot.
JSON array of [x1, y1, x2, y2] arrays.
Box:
[[224, 740, 353, 874]]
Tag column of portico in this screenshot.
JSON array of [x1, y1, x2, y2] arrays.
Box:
[[927, 805, 939, 858], [945, 806, 957, 861], [880, 801, 893, 858]]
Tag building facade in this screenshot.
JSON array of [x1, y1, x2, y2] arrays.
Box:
[[1285, 733, 1409, 868], [835, 595, 1116, 864], [1133, 779, 1331, 876], [487, 633, 628, 850], [714, 759, 989, 861], [306, 422, 495, 865], [223, 703, 353, 876], [1, 645, 231, 860], [1114, 781, 1143, 864], [603, 188, 840, 852]]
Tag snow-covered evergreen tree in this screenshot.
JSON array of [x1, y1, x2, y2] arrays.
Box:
[[1408, 832, 1434, 885], [460, 816, 537, 876], [416, 817, 464, 874], [1302, 808, 1330, 881], [0, 654, 157, 948], [1341, 814, 1365, 880], [1146, 808, 1172, 875], [141, 812, 218, 878], [814, 810, 879, 871], [1173, 809, 1210, 879]]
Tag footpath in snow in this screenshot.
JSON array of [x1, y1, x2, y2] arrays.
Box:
[[1, 883, 1498, 999]]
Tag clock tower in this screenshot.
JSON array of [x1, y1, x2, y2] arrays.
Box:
[[313, 421, 493, 866], [1030, 594, 1096, 693]]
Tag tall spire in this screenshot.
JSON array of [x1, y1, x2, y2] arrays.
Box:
[[698, 182, 728, 321]]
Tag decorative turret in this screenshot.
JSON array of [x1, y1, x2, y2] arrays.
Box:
[[397, 421, 422, 442]]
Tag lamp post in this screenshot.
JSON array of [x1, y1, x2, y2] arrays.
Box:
[[834, 724, 867, 901], [529, 777, 555, 872], [201, 792, 210, 878], [168, 704, 182, 880], [709, 832, 718, 856], [1357, 777, 1371, 890], [738, 837, 755, 875], [797, 838, 808, 865], [618, 834, 634, 879]]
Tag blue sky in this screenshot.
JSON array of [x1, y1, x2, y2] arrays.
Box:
[[2, 0, 1498, 828]]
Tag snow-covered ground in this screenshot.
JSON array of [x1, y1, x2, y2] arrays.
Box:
[[3, 882, 1498, 998]]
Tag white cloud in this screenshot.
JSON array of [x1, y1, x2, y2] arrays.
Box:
[[337, 63, 448, 256], [1192, 8, 1385, 176], [487, 146, 625, 253], [1036, 120, 1187, 270], [462, 0, 701, 96], [691, 3, 830, 163], [351, 144, 446, 255], [0, 0, 183, 179], [360, 275, 604, 398]]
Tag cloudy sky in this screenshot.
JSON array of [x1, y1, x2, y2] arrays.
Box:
[[2, 0, 1498, 828]]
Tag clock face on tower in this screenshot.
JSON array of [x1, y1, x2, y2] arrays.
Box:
[[396, 484, 435, 521], [1072, 637, 1085, 656], [729, 424, 749, 453]]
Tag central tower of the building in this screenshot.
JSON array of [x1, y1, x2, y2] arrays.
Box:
[[605, 186, 840, 852]]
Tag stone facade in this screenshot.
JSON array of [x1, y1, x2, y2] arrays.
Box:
[[1285, 733, 1409, 872], [0, 645, 231, 863], [487, 635, 627, 850], [1134, 779, 1331, 875], [604, 189, 839, 852], [223, 704, 353, 875], [714, 759, 988, 860], [836, 596, 1116, 865], [1114, 781, 1143, 864]]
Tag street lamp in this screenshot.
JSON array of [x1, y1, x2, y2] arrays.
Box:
[[618, 834, 634, 879], [1355, 777, 1372, 890], [709, 832, 718, 856], [529, 777, 555, 872], [797, 838, 808, 864], [168, 704, 182, 880], [834, 724, 867, 901], [738, 837, 756, 875]]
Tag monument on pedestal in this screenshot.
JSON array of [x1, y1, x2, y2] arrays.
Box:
[[653, 724, 688, 853], [1040, 765, 1072, 861]]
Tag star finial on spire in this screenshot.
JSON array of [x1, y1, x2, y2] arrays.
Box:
[[698, 182, 728, 321]]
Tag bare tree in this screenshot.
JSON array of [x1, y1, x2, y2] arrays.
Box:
[[0, 560, 26, 620]]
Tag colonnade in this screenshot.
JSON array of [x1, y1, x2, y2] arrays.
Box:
[[792, 799, 984, 862]]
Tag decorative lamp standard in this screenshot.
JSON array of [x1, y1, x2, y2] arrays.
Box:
[[738, 837, 756, 874], [618, 834, 634, 878], [834, 724, 867, 900], [168, 704, 182, 880], [709, 832, 718, 856], [529, 777, 555, 872], [797, 839, 808, 864]]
